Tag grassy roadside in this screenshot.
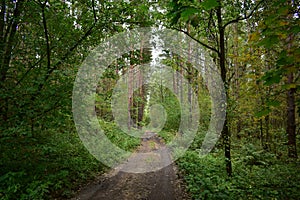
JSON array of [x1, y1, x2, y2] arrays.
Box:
[[157, 128, 300, 199], [175, 131, 300, 199]]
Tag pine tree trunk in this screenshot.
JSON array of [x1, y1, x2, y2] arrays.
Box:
[[137, 45, 145, 128], [128, 50, 134, 130]]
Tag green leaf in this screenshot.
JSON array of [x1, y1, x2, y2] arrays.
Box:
[[273, 0, 287, 6], [201, 0, 219, 11], [255, 108, 271, 118], [259, 35, 279, 49], [140, 5, 149, 12], [261, 69, 283, 86], [291, 26, 300, 34], [266, 100, 281, 107], [180, 7, 199, 22], [276, 50, 294, 66], [277, 6, 289, 16], [282, 83, 297, 90]]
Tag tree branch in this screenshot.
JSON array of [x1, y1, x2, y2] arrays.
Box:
[[1, 0, 24, 82], [32, 21, 97, 101], [223, 0, 264, 29], [92, 0, 97, 23], [228, 71, 235, 84], [15, 46, 56, 87], [172, 27, 220, 56], [0, 0, 5, 56], [294, 71, 300, 82], [41, 1, 51, 70], [52, 22, 96, 72]]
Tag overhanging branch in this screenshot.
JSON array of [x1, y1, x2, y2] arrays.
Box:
[[223, 0, 264, 29], [31, 22, 97, 102], [172, 27, 220, 56]]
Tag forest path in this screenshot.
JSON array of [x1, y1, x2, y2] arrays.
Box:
[[72, 132, 190, 200]]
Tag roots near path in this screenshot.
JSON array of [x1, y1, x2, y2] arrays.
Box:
[[72, 132, 190, 200]]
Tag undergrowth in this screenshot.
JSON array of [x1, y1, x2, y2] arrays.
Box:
[[0, 120, 139, 200], [176, 133, 300, 200]]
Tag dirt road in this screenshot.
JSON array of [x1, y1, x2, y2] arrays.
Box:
[[72, 132, 190, 200]]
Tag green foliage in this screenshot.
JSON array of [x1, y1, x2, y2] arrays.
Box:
[[158, 130, 176, 143], [1, 0, 299, 199], [0, 125, 106, 199], [99, 120, 140, 152], [261, 69, 284, 86], [255, 108, 271, 118], [200, 0, 219, 11], [177, 141, 300, 199], [180, 7, 199, 22], [254, 1, 300, 89], [149, 86, 181, 132]]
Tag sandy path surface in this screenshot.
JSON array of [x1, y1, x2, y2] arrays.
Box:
[[72, 133, 190, 200]]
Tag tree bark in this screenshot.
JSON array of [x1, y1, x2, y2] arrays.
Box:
[[0, 0, 23, 122], [217, 0, 232, 177], [265, 114, 271, 151], [286, 5, 297, 158], [137, 44, 145, 128], [187, 22, 192, 124], [233, 23, 242, 137], [286, 72, 297, 158], [128, 50, 134, 130]]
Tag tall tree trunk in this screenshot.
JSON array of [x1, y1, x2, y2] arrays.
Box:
[[286, 72, 297, 158], [180, 62, 183, 103], [217, 0, 232, 177], [0, 0, 23, 123], [173, 70, 177, 95], [128, 50, 134, 130], [233, 23, 242, 137], [137, 85, 145, 128], [137, 43, 145, 128], [265, 114, 271, 151], [260, 118, 264, 147], [187, 22, 192, 124], [0, 0, 23, 82], [286, 27, 297, 158]]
